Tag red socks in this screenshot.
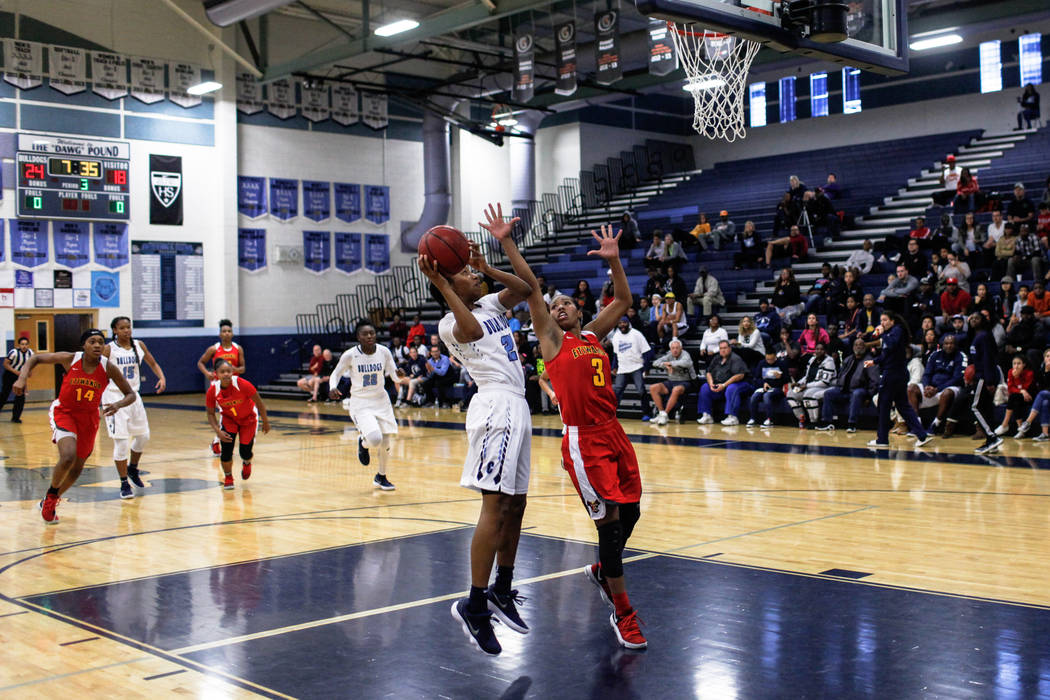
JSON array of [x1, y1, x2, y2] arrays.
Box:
[[612, 592, 632, 618]]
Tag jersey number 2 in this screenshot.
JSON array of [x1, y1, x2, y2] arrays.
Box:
[[590, 358, 605, 387], [500, 335, 518, 362]]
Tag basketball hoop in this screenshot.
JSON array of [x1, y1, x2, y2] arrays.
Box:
[[668, 22, 761, 142]]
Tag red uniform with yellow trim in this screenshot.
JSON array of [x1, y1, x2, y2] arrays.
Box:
[[206, 376, 259, 443], [210, 342, 242, 379], [49, 352, 109, 459], [544, 330, 642, 519]]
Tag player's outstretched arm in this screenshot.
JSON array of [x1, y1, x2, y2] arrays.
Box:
[[253, 392, 271, 433], [197, 347, 215, 379], [477, 203, 534, 309], [235, 346, 246, 375], [584, 225, 632, 341], [417, 255, 484, 343], [139, 341, 167, 393], [12, 352, 74, 395]]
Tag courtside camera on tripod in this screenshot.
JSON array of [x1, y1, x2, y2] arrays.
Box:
[[779, 0, 850, 43]]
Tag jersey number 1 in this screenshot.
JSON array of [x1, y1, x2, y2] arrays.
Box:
[[590, 358, 605, 387]]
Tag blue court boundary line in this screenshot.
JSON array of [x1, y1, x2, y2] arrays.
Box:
[[140, 399, 1050, 471]]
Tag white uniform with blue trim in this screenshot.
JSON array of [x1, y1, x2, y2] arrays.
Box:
[[103, 339, 149, 439], [438, 292, 531, 495], [332, 344, 400, 436]]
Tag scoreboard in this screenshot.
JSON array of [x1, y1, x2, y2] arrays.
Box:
[[16, 133, 130, 221]]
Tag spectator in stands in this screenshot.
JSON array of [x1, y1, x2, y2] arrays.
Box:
[[900, 238, 929, 280], [687, 266, 724, 323], [407, 314, 426, 347], [969, 282, 993, 318], [788, 175, 807, 202], [747, 350, 790, 427], [1013, 348, 1050, 439], [397, 345, 428, 407], [954, 167, 980, 212], [619, 211, 640, 250], [935, 213, 959, 251], [815, 338, 880, 432], [997, 277, 1018, 323], [774, 326, 805, 380], [953, 211, 984, 262], [663, 264, 689, 301], [911, 216, 932, 242], [939, 252, 971, 292], [822, 173, 841, 199], [857, 294, 881, 336], [734, 221, 764, 269], [697, 340, 751, 426], [296, 344, 327, 402], [878, 264, 919, 313], [732, 316, 766, 365], [908, 334, 965, 433], [537, 276, 560, 305], [643, 266, 666, 301], [506, 309, 522, 333], [834, 268, 862, 321], [611, 316, 652, 415], [934, 155, 960, 207], [772, 193, 799, 239], [573, 280, 597, 319], [787, 341, 836, 428], [798, 314, 831, 357], [649, 339, 697, 425], [711, 210, 736, 251], [388, 313, 408, 342], [424, 345, 456, 407], [698, 313, 729, 364], [987, 209, 1007, 245], [1042, 176, 1050, 207], [661, 232, 687, 270], [771, 268, 804, 326], [764, 225, 809, 268], [839, 296, 862, 342], [1009, 183, 1036, 229], [1017, 84, 1041, 130], [807, 188, 839, 236], [645, 233, 665, 269], [657, 292, 688, 344], [645, 293, 663, 341], [1009, 224, 1043, 281], [845, 239, 875, 275], [945, 314, 969, 347], [755, 297, 781, 347], [390, 336, 410, 363], [1038, 202, 1050, 240], [1005, 304, 1045, 369], [996, 355, 1035, 436], [689, 212, 713, 250], [994, 223, 1019, 277], [804, 263, 835, 315]]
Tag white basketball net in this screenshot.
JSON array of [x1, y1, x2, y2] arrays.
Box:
[[668, 23, 761, 142]]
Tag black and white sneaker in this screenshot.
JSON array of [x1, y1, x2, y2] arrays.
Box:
[[914, 435, 934, 448], [357, 437, 370, 466], [975, 437, 1004, 454], [126, 465, 145, 488], [373, 473, 395, 490], [846, 424, 857, 433], [119, 481, 133, 500], [452, 599, 501, 655], [814, 422, 835, 431], [486, 587, 529, 634]]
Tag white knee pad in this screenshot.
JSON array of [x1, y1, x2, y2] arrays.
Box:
[[112, 438, 130, 462], [361, 427, 383, 449], [130, 432, 150, 453]]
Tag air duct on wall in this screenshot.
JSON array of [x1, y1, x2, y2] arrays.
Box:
[[401, 102, 454, 253]]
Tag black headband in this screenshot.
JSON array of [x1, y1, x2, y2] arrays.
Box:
[[80, 329, 105, 344]]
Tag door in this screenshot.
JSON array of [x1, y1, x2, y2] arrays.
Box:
[[13, 310, 98, 402]]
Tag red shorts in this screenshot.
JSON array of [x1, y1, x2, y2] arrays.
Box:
[[221, 415, 257, 444], [50, 404, 101, 460], [561, 419, 642, 520]]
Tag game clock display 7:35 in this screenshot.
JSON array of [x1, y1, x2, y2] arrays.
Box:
[[16, 133, 130, 221]]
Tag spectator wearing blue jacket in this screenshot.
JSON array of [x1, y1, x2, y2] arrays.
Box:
[[424, 345, 456, 407], [754, 298, 782, 350], [908, 334, 966, 434], [866, 312, 932, 448], [746, 351, 790, 427], [815, 338, 880, 432]]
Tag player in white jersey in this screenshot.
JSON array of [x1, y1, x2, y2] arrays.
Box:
[[418, 204, 536, 657], [329, 319, 400, 491], [102, 317, 167, 499]]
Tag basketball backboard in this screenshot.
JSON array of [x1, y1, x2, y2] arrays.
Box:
[[635, 0, 908, 75]]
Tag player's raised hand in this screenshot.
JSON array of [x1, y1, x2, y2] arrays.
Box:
[[479, 203, 520, 241], [586, 224, 622, 261], [467, 242, 488, 273]]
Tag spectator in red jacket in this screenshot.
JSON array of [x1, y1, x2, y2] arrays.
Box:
[[909, 216, 931, 240], [406, 314, 427, 346], [939, 278, 971, 321], [996, 354, 1035, 436], [954, 167, 980, 212]]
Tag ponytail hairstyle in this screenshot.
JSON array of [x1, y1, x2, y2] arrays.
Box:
[[883, 310, 912, 345], [109, 316, 140, 366]]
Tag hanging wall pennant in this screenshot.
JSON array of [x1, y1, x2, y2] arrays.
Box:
[[130, 57, 165, 103], [269, 178, 299, 220], [238, 176, 267, 218], [49, 45, 87, 95], [334, 183, 362, 223], [365, 185, 390, 224], [149, 155, 184, 225], [238, 228, 267, 271], [267, 78, 297, 119], [92, 222, 129, 269], [555, 22, 578, 96], [514, 32, 535, 102], [301, 82, 330, 122], [594, 10, 622, 85], [364, 233, 390, 274], [236, 71, 264, 114], [53, 221, 90, 268], [91, 52, 128, 99], [302, 181, 331, 223], [331, 84, 359, 125], [302, 231, 331, 274], [9, 220, 49, 267], [647, 18, 677, 76], [4, 39, 44, 89], [361, 92, 388, 130], [334, 232, 362, 274], [169, 62, 202, 108]]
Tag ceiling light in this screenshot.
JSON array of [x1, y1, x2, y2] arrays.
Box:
[[375, 19, 419, 37], [186, 80, 223, 95], [683, 76, 725, 91], [909, 33, 963, 51]]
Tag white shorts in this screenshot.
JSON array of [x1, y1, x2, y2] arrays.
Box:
[[344, 395, 398, 436], [918, 385, 959, 409], [460, 390, 531, 495], [103, 391, 149, 438]]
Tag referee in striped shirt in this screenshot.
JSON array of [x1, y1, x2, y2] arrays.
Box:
[[1, 336, 33, 423]]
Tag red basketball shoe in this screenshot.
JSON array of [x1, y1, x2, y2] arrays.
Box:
[[241, 462, 252, 480], [611, 609, 647, 650]]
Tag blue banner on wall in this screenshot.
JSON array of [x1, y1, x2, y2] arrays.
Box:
[[302, 231, 331, 274], [303, 181, 331, 223], [269, 178, 299, 220], [365, 185, 390, 224], [0, 219, 4, 262], [364, 233, 390, 274], [334, 183, 361, 223], [10, 220, 48, 268], [53, 221, 90, 268], [15, 270, 32, 288], [93, 222, 129, 269], [91, 270, 120, 307], [335, 232, 362, 275], [238, 228, 267, 271], [238, 176, 267, 218]]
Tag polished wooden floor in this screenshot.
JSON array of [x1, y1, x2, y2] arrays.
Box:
[[1, 395, 1049, 697]]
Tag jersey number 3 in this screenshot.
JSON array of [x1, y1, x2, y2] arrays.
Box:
[[590, 358, 605, 387]]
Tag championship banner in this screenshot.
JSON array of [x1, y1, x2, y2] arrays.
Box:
[[4, 39, 44, 90], [301, 82, 330, 122], [49, 45, 87, 95], [331, 84, 359, 125], [267, 78, 296, 120], [9, 219, 49, 268], [302, 181, 331, 223], [364, 233, 390, 274], [92, 222, 129, 269], [335, 183, 362, 223], [236, 72, 264, 114], [169, 62, 202, 108], [555, 22, 578, 96], [91, 270, 120, 308], [594, 10, 622, 85], [130, 57, 165, 104], [513, 32, 535, 102], [149, 155, 183, 225], [269, 178, 299, 220], [361, 92, 388, 130], [648, 18, 677, 76], [91, 52, 128, 100], [53, 221, 90, 268], [365, 185, 390, 225], [238, 228, 267, 272], [237, 176, 267, 218], [302, 231, 331, 274], [334, 232, 362, 275]]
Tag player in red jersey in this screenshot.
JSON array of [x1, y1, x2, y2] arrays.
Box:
[[206, 358, 270, 490], [13, 329, 138, 523], [197, 319, 246, 454], [508, 218, 647, 650]]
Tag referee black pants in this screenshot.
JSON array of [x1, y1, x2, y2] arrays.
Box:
[[0, 369, 25, 421]]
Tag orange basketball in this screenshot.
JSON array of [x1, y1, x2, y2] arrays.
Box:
[[419, 225, 470, 275]]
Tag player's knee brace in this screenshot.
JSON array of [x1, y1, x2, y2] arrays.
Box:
[[220, 439, 236, 463], [239, 440, 254, 462], [112, 438, 130, 462], [619, 503, 641, 545], [361, 427, 383, 449], [596, 519, 624, 579], [130, 432, 150, 453]]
